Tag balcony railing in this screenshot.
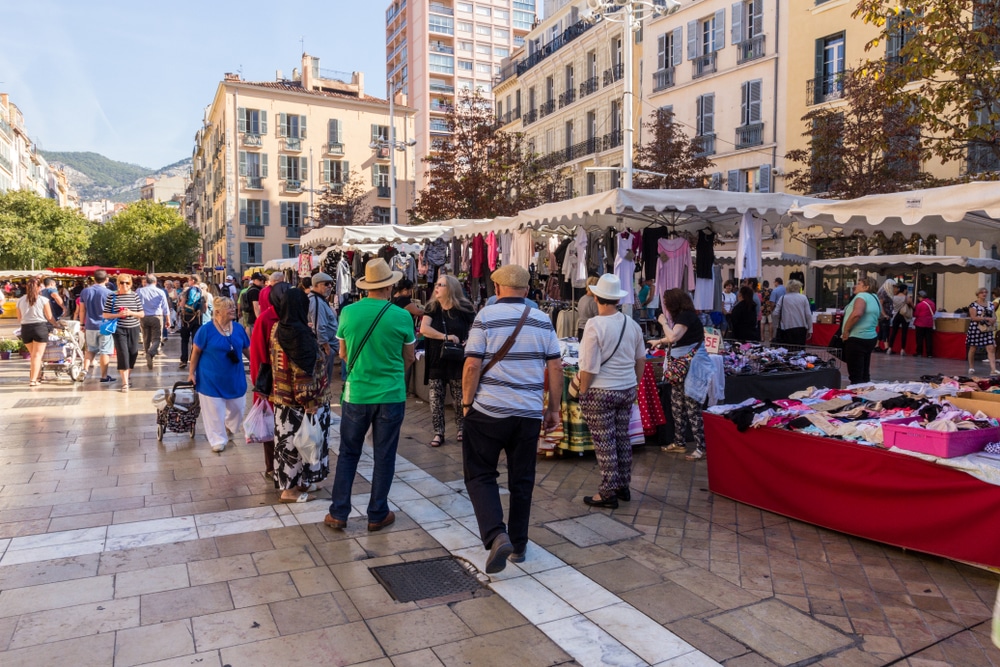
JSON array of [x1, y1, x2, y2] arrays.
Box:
[[327, 142, 344, 155], [735, 122, 764, 149], [579, 76, 599, 98], [429, 123, 451, 134], [0, 116, 11, 138], [603, 130, 623, 150], [652, 67, 675, 92], [539, 100, 556, 117], [694, 134, 716, 157], [326, 183, 345, 195], [376, 185, 391, 198], [558, 89, 576, 108], [430, 43, 454, 54], [967, 142, 1000, 175], [286, 227, 302, 239], [429, 4, 453, 15], [558, 137, 601, 163], [494, 19, 595, 86], [242, 133, 262, 147], [244, 176, 263, 189], [283, 137, 303, 151], [807, 70, 850, 105], [736, 34, 766, 64], [284, 179, 302, 192], [245, 225, 265, 238], [523, 109, 538, 125], [603, 63, 624, 86], [0, 155, 11, 174], [692, 53, 717, 79], [430, 82, 455, 94]]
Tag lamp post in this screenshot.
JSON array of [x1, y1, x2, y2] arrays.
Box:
[[582, 0, 681, 189], [370, 83, 416, 225]]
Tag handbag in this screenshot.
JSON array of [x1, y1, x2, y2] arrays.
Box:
[[253, 362, 273, 396], [664, 343, 700, 385], [99, 295, 118, 336], [829, 331, 845, 359], [569, 317, 628, 399], [243, 396, 275, 444], [438, 312, 465, 363]]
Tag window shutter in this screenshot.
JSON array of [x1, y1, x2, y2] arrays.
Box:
[[262, 200, 270, 226], [372, 165, 379, 186], [299, 157, 308, 180], [731, 2, 743, 44], [758, 164, 771, 192], [261, 153, 268, 178], [321, 159, 330, 184], [814, 38, 825, 84], [260, 110, 267, 135], [687, 20, 698, 60], [711, 172, 722, 189], [703, 93, 715, 134], [300, 115, 307, 138], [728, 169, 739, 191], [741, 82, 749, 125], [329, 119, 341, 143], [713, 9, 726, 51], [657, 34, 667, 70], [672, 27, 683, 65], [342, 161, 350, 182], [277, 113, 286, 137], [279, 155, 288, 180], [302, 203, 308, 221], [749, 79, 762, 122], [282, 245, 289, 259], [238, 151, 247, 177], [239, 198, 247, 225], [751, 0, 763, 36], [237, 107, 247, 133], [280, 201, 288, 226], [240, 243, 249, 265]]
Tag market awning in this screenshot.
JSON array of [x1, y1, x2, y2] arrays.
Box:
[[712, 251, 812, 267], [47, 266, 146, 277], [810, 254, 1000, 274], [341, 224, 453, 245], [299, 226, 345, 250], [792, 182, 1000, 244], [261, 258, 298, 271]]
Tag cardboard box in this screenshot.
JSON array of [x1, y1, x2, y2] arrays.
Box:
[[816, 314, 835, 324], [935, 318, 970, 333], [951, 392, 1000, 419]]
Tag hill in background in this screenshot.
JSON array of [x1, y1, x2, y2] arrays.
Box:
[[39, 151, 191, 202]]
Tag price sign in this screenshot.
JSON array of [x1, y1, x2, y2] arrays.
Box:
[[704, 327, 722, 354]]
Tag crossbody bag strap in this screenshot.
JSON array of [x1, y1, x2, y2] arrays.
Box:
[[480, 305, 531, 378], [775, 296, 784, 331], [346, 301, 393, 379], [600, 317, 628, 367]]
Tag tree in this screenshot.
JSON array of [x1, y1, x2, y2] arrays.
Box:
[[785, 67, 936, 198], [852, 0, 1000, 173], [412, 90, 559, 221], [633, 109, 715, 189], [313, 170, 371, 226], [0, 190, 93, 270], [90, 200, 198, 272]]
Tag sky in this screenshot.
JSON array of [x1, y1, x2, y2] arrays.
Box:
[[0, 1, 392, 169]]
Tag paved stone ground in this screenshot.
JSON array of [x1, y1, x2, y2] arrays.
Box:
[[0, 322, 997, 666]]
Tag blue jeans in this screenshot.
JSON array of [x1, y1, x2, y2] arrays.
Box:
[[328, 401, 406, 523]]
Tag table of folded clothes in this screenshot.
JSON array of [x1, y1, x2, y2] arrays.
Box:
[[704, 379, 1000, 568], [719, 342, 842, 403], [809, 322, 968, 359]]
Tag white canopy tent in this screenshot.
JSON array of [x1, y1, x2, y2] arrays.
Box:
[[792, 182, 1000, 244], [261, 258, 298, 272], [300, 224, 453, 251], [810, 255, 1000, 274], [713, 251, 811, 267]]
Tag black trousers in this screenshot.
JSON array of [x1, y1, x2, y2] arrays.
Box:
[[915, 326, 934, 357], [180, 319, 201, 364], [844, 336, 877, 384], [462, 409, 541, 553], [113, 327, 140, 371]]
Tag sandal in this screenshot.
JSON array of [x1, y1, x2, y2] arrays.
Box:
[[29, 380, 39, 387], [279, 492, 315, 503], [457, 431, 463, 443], [685, 449, 705, 461], [661, 443, 686, 453], [430, 434, 444, 447]]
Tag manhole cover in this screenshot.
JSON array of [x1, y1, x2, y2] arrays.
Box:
[[370, 557, 483, 602], [12, 398, 83, 408]]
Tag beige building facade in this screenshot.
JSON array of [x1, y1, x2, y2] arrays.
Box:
[[385, 0, 537, 191], [189, 54, 416, 277], [140, 174, 188, 204]]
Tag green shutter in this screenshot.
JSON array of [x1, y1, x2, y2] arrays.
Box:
[[342, 161, 349, 183], [240, 242, 249, 264], [239, 198, 247, 224], [728, 169, 739, 191], [280, 202, 288, 226], [687, 20, 698, 59], [300, 115, 307, 138], [277, 112, 286, 137], [260, 110, 267, 135], [262, 200, 270, 226], [261, 153, 268, 178], [279, 155, 288, 180], [713, 9, 725, 51], [239, 151, 247, 177], [237, 107, 246, 133], [300, 157, 308, 180], [321, 159, 329, 184], [302, 203, 308, 221]]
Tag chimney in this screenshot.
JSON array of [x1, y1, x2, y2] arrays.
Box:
[[353, 71, 364, 96], [276, 69, 284, 81], [292, 68, 299, 81], [224, 72, 241, 82], [302, 53, 315, 90]]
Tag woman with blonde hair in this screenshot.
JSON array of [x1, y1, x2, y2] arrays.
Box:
[[189, 296, 251, 452], [102, 274, 144, 391], [16, 276, 63, 386], [421, 273, 475, 447]]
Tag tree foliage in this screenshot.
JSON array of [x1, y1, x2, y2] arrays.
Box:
[[90, 200, 198, 272], [313, 170, 371, 226], [633, 109, 715, 189], [412, 90, 559, 221], [852, 0, 1000, 172], [785, 67, 936, 198], [0, 190, 93, 270]]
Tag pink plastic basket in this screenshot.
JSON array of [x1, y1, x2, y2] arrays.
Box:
[[883, 419, 999, 458]]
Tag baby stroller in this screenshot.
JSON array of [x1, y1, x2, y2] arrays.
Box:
[[40, 321, 86, 382], [153, 381, 200, 440]]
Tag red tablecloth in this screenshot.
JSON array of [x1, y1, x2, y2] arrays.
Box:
[[807, 322, 967, 360], [705, 414, 1000, 568]]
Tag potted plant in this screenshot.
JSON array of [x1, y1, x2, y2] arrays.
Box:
[[17, 341, 29, 359], [0, 338, 18, 360]]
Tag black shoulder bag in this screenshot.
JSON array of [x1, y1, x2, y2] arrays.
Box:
[[439, 311, 465, 362]]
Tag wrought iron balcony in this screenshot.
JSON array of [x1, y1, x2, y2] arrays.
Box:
[[242, 133, 262, 147], [493, 19, 595, 86], [283, 137, 303, 151], [285, 227, 302, 239], [244, 176, 263, 189], [694, 134, 716, 157], [376, 185, 391, 198], [284, 179, 302, 192], [558, 89, 576, 108], [603, 130, 623, 150], [523, 109, 538, 125], [245, 225, 265, 238], [652, 68, 675, 92], [327, 142, 344, 155], [735, 122, 764, 149], [327, 183, 345, 195], [737, 35, 766, 64], [807, 70, 850, 105], [692, 53, 717, 79], [539, 100, 556, 117], [603, 63, 624, 86], [579, 76, 599, 98]]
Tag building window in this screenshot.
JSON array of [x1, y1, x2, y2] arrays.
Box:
[[476, 62, 492, 75], [564, 177, 574, 198], [458, 21, 473, 33], [277, 113, 307, 139], [371, 124, 390, 142], [282, 244, 300, 259], [495, 46, 509, 58], [688, 10, 725, 58], [459, 59, 473, 71], [494, 28, 509, 40], [495, 9, 509, 21], [280, 202, 308, 236], [657, 28, 682, 69], [374, 207, 391, 224], [476, 24, 491, 36], [430, 15, 455, 35], [238, 198, 270, 227], [237, 107, 267, 135], [238, 152, 268, 183], [457, 1, 472, 11], [476, 5, 491, 17], [278, 155, 307, 182], [610, 167, 621, 189], [321, 159, 349, 185], [587, 172, 597, 195], [514, 10, 533, 30], [813, 33, 846, 103], [240, 242, 262, 265], [476, 43, 491, 55], [373, 164, 390, 187], [740, 80, 762, 126], [430, 54, 455, 74], [459, 41, 473, 51]]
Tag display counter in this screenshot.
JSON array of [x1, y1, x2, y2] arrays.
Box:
[[808, 322, 968, 360], [723, 368, 841, 402], [705, 414, 1000, 568]]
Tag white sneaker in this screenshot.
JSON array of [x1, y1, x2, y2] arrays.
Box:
[[211, 442, 226, 453], [968, 368, 976, 375]]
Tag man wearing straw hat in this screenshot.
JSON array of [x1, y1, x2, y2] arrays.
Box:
[[326, 258, 416, 532]]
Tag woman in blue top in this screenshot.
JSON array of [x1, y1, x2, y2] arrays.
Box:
[[841, 277, 881, 385], [189, 296, 250, 452]]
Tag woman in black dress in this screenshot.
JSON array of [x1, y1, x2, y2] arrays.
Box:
[[730, 286, 760, 342]]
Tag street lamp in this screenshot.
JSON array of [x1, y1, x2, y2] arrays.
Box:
[[581, 0, 682, 189], [370, 83, 417, 226]]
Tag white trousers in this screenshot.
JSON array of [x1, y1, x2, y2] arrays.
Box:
[[199, 394, 245, 448]]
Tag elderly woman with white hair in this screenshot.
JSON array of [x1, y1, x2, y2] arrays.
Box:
[[771, 279, 813, 347]]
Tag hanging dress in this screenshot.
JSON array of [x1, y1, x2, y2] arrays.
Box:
[[613, 231, 637, 305]]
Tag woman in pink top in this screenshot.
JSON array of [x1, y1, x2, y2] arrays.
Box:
[[913, 290, 936, 358]]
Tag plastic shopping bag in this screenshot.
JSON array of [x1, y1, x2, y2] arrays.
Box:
[[293, 412, 324, 466], [628, 403, 645, 446], [243, 397, 275, 444]]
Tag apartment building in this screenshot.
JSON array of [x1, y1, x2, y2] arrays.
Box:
[[0, 93, 77, 205], [0, 95, 13, 194], [140, 174, 188, 204], [493, 2, 635, 198], [188, 53, 416, 278], [385, 0, 537, 190]]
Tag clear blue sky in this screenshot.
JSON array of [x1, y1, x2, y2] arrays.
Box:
[[0, 1, 391, 169]]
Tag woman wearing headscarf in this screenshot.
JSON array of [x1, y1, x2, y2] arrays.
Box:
[[189, 296, 251, 452], [249, 282, 289, 481], [270, 288, 330, 503]]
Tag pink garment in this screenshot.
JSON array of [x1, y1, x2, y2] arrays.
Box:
[[914, 298, 936, 328], [487, 231, 499, 271], [654, 237, 695, 298]]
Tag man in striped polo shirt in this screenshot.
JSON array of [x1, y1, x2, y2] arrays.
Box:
[[462, 264, 562, 573]]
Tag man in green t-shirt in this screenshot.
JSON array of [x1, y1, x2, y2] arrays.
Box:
[[326, 258, 415, 533]]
